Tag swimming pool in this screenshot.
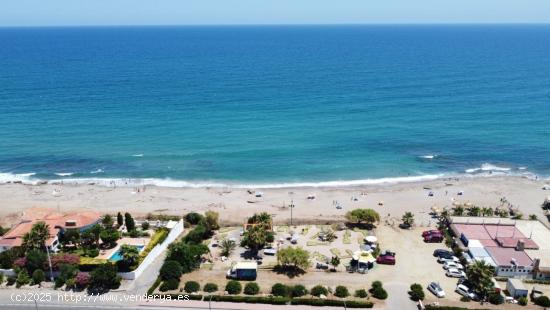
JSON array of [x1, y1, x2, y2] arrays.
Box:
[[109, 245, 145, 261]]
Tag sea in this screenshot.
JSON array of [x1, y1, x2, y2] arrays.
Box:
[[1, 25, 549, 187]]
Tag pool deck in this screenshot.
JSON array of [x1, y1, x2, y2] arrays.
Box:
[[98, 236, 150, 260]]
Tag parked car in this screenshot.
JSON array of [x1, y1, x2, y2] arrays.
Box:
[[443, 261, 464, 271], [438, 256, 460, 264], [446, 268, 466, 278], [422, 230, 442, 237], [531, 286, 544, 300], [376, 255, 396, 265], [433, 249, 453, 258], [316, 262, 329, 270], [455, 284, 476, 300], [427, 282, 446, 298], [424, 233, 444, 243]]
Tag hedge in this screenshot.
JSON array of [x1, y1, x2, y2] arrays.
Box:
[[205, 295, 373, 308], [162, 294, 203, 301], [291, 298, 374, 308], [140, 228, 169, 259], [210, 295, 290, 305]]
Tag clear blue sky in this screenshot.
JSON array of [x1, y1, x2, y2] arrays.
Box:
[[1, 0, 550, 26]]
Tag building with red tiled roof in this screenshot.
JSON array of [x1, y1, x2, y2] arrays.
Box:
[[0, 208, 101, 253]]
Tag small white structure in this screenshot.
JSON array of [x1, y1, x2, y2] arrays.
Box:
[[507, 278, 528, 298]]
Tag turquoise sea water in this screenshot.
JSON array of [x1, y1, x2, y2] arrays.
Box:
[[0, 25, 549, 186]]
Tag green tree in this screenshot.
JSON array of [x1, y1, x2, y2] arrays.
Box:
[[81, 224, 101, 248], [401, 212, 415, 228], [167, 242, 209, 273], [330, 256, 340, 271], [89, 263, 121, 294], [334, 285, 350, 298], [219, 239, 236, 257], [16, 269, 30, 288], [310, 285, 328, 297], [22, 222, 50, 250], [203, 283, 218, 293], [271, 283, 289, 297], [241, 225, 268, 254], [184, 281, 200, 293], [62, 229, 80, 247], [345, 209, 380, 226], [408, 283, 425, 301], [124, 213, 135, 231], [102, 215, 114, 229], [119, 245, 139, 266], [276, 246, 310, 271], [117, 212, 123, 227], [205, 211, 220, 231], [244, 282, 260, 295], [225, 280, 242, 295], [466, 260, 495, 300], [160, 260, 182, 281], [32, 269, 45, 286], [99, 229, 120, 248], [25, 249, 46, 274]]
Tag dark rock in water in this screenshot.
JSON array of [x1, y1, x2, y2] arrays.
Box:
[[13, 181, 22, 184], [37, 180, 48, 185]]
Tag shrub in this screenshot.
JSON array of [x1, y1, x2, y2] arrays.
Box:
[[244, 282, 260, 295], [184, 281, 200, 293], [141, 221, 150, 230], [185, 212, 205, 225], [355, 289, 368, 298], [334, 285, 350, 298], [14, 257, 26, 269], [160, 260, 182, 281], [0, 272, 4, 284], [291, 284, 308, 297], [26, 249, 46, 273], [487, 292, 503, 305], [370, 282, 387, 300], [535, 296, 550, 307], [518, 296, 528, 306], [32, 269, 45, 286], [271, 283, 289, 297], [226, 280, 242, 295], [16, 270, 31, 288], [159, 279, 180, 292], [50, 253, 80, 270], [408, 283, 425, 301], [65, 278, 76, 289], [89, 263, 121, 293], [183, 224, 208, 244], [75, 272, 91, 289], [203, 282, 218, 293], [310, 285, 329, 297], [7, 276, 16, 286], [84, 248, 99, 257]]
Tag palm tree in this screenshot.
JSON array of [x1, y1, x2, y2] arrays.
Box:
[[468, 206, 481, 217], [120, 244, 139, 265], [481, 207, 494, 217], [452, 206, 464, 216], [401, 212, 415, 228], [330, 256, 340, 271], [240, 225, 267, 254], [22, 222, 50, 250], [466, 260, 495, 300], [219, 239, 236, 257]]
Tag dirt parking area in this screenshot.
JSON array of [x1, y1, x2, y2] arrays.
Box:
[[165, 224, 470, 303]]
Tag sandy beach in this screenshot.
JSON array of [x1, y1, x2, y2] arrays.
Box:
[[0, 176, 548, 228]]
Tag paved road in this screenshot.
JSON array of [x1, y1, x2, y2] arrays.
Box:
[[384, 282, 418, 310]]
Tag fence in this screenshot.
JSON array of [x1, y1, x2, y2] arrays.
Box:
[[118, 219, 184, 280]]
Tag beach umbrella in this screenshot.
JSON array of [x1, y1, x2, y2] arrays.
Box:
[[364, 236, 378, 243]]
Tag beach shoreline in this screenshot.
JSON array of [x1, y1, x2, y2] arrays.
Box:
[[0, 175, 548, 228]]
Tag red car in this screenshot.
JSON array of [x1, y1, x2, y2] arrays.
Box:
[[422, 229, 442, 237], [376, 255, 396, 265], [424, 233, 444, 243]]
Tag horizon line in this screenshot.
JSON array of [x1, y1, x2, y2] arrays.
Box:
[[1, 22, 550, 28]]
